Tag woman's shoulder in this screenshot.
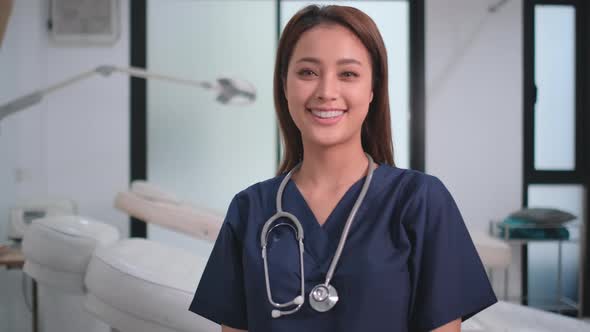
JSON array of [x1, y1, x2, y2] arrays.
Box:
[[374, 164, 456, 214], [377, 164, 444, 192], [228, 173, 288, 215], [222, 174, 287, 234], [234, 173, 286, 199], [231, 165, 449, 207]]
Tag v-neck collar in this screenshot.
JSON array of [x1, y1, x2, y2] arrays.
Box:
[[286, 164, 382, 233], [279, 164, 382, 267], [274, 164, 384, 267]]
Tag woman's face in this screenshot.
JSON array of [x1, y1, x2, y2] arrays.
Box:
[[285, 23, 373, 149]]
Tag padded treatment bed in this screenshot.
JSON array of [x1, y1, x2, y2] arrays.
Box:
[[463, 300, 590, 331]]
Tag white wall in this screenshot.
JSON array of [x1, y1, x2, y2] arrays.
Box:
[[425, 0, 523, 298], [0, 1, 129, 331]]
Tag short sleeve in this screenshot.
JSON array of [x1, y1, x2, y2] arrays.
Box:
[[403, 176, 497, 331], [188, 195, 248, 330]]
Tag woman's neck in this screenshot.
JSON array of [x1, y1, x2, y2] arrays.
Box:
[[293, 141, 370, 191]]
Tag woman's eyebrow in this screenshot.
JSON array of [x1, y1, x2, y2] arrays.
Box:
[[295, 57, 362, 66]]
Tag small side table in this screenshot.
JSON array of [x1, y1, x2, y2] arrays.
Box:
[[0, 245, 38, 332], [489, 220, 581, 316]]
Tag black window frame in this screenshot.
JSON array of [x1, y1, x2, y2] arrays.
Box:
[[523, 0, 589, 316]]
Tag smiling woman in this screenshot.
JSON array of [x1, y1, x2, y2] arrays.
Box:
[[275, 4, 392, 175], [188, 4, 496, 332], [284, 24, 375, 151]]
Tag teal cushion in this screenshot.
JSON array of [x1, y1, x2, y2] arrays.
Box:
[[498, 217, 569, 240], [508, 208, 576, 225]]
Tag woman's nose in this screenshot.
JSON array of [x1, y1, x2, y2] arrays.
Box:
[[315, 75, 339, 100]]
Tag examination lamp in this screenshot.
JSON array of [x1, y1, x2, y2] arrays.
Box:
[[0, 65, 257, 123]]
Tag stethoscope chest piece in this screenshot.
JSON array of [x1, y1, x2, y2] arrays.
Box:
[[309, 284, 339, 312]]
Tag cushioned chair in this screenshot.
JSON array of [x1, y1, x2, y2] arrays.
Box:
[[22, 215, 119, 294], [22, 215, 119, 332], [84, 238, 217, 332], [21, 182, 223, 332]]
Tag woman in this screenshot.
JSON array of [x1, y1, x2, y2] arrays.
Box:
[[189, 5, 496, 332]]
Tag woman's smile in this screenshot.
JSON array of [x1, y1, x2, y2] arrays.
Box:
[[307, 107, 348, 125]]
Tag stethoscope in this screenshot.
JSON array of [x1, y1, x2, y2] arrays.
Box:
[[260, 153, 375, 318]]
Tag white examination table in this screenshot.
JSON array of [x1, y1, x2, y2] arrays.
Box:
[[463, 300, 590, 331]]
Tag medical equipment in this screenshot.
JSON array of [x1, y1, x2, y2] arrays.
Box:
[[128, 180, 182, 205], [21, 185, 221, 332], [260, 153, 375, 318], [7, 198, 77, 240], [114, 180, 224, 242], [468, 300, 590, 332], [0, 65, 256, 124]]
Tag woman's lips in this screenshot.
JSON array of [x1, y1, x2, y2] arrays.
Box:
[[307, 108, 346, 125]]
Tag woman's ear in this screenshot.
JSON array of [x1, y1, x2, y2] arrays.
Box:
[[370, 91, 374, 103]]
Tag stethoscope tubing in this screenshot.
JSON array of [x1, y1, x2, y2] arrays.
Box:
[[260, 153, 375, 316], [261, 222, 305, 309], [323, 156, 375, 286]]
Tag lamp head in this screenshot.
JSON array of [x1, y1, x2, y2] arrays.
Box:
[[216, 78, 256, 106]]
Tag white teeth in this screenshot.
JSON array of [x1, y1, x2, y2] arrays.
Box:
[[310, 110, 344, 119]]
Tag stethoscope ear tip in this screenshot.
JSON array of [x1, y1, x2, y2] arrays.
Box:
[[271, 310, 282, 318]]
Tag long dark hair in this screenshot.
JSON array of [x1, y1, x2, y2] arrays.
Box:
[[274, 4, 394, 175]]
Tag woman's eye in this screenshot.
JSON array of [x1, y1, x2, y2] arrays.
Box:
[[296, 69, 358, 79], [297, 69, 316, 77], [341, 71, 359, 78]]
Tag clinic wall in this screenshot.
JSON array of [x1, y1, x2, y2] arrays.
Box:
[[0, 1, 130, 236], [0, 1, 27, 331], [0, 0, 19, 244], [0, 1, 129, 331], [425, 0, 523, 298]]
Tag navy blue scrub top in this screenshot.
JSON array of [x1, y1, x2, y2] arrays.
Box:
[[189, 165, 497, 331]]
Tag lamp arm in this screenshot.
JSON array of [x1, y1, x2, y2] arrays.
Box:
[[43, 69, 99, 95], [103, 65, 214, 90], [0, 91, 43, 121], [0, 64, 251, 123], [0, 68, 98, 122], [0, 66, 202, 122]]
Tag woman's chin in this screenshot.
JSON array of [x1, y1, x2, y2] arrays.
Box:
[[304, 132, 351, 149]]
